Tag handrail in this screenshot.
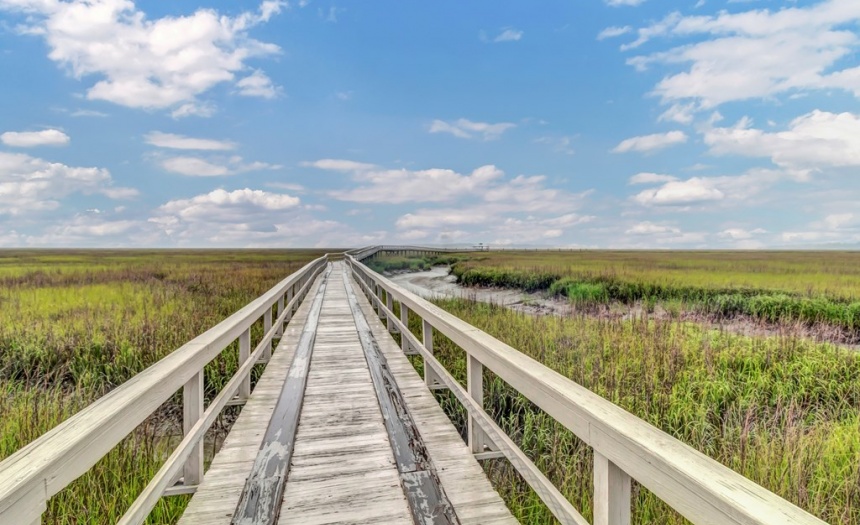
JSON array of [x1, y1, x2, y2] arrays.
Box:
[[0, 255, 328, 525], [349, 245, 477, 261], [345, 253, 827, 525]]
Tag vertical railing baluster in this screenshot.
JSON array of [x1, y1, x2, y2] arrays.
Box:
[[593, 451, 632, 525], [422, 319, 439, 388], [400, 302, 410, 353], [386, 292, 394, 333], [182, 370, 204, 486], [263, 309, 272, 360], [239, 328, 251, 399], [376, 285, 385, 319], [286, 285, 294, 322], [275, 294, 284, 337], [467, 355, 486, 454]]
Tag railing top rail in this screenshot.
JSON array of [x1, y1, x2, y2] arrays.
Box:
[[345, 255, 826, 525], [0, 255, 328, 521]]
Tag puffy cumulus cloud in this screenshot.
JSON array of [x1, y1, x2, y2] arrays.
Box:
[[0, 0, 287, 115], [0, 151, 137, 215], [629, 168, 796, 208], [159, 155, 281, 176], [633, 178, 724, 206], [144, 132, 235, 151], [309, 159, 595, 245], [612, 131, 687, 153], [705, 111, 860, 169], [1, 128, 70, 147], [322, 163, 505, 204], [623, 1, 860, 109], [236, 70, 279, 99], [428, 118, 516, 141], [148, 187, 350, 246]]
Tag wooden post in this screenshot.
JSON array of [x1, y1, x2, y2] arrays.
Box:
[[239, 328, 251, 399], [263, 309, 272, 360], [400, 303, 410, 353], [386, 292, 394, 332], [423, 319, 440, 388], [275, 294, 284, 337], [467, 355, 486, 453], [376, 285, 385, 319], [286, 286, 294, 322], [593, 451, 631, 525], [183, 370, 204, 486]]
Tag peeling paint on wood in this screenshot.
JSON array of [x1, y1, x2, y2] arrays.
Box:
[[343, 266, 460, 525], [231, 266, 331, 525]]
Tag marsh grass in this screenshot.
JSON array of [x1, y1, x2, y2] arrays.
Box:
[[0, 249, 323, 523], [395, 297, 860, 524], [445, 251, 860, 332]]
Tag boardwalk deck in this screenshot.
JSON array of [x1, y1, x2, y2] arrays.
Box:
[[179, 262, 514, 524]]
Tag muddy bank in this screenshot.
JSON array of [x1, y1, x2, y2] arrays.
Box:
[[387, 266, 860, 349]]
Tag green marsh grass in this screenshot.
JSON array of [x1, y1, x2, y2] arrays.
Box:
[[0, 249, 323, 524], [403, 298, 860, 524]]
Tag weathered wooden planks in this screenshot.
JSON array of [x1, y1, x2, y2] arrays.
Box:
[[343, 266, 459, 524], [279, 265, 413, 524], [345, 269, 517, 525], [231, 267, 331, 525], [177, 274, 326, 525]]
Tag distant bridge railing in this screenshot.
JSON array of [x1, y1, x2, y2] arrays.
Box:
[[347, 245, 476, 261], [0, 255, 329, 525], [345, 249, 826, 525]]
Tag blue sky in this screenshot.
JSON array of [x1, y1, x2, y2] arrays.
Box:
[[1, 0, 860, 248]]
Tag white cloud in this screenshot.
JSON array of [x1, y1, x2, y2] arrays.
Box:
[[606, 0, 646, 5], [0, 151, 136, 215], [0, 1, 286, 114], [630, 168, 793, 207], [633, 178, 724, 206], [301, 159, 377, 172], [160, 155, 280, 176], [144, 132, 235, 151], [396, 209, 492, 229], [623, 1, 860, 109], [612, 130, 687, 153], [150, 187, 353, 246], [718, 228, 767, 240], [1, 129, 70, 147], [327, 164, 505, 204], [658, 103, 695, 125], [236, 70, 279, 99], [823, 213, 855, 230], [493, 28, 523, 42], [626, 222, 680, 235], [598, 26, 632, 40], [171, 102, 217, 119], [429, 118, 516, 141], [628, 172, 678, 185], [705, 111, 860, 169], [69, 109, 108, 118]]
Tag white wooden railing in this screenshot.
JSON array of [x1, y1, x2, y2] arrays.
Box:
[[348, 245, 475, 261], [0, 255, 328, 525], [345, 251, 828, 525]]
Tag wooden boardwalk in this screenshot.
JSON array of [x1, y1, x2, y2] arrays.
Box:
[[179, 261, 513, 524], [0, 248, 828, 525]]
